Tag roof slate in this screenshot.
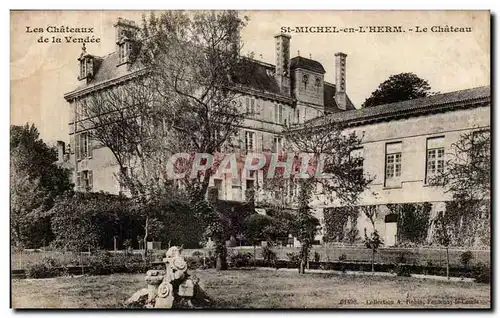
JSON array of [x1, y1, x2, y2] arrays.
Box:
[[290, 56, 326, 74], [320, 85, 490, 125], [67, 50, 356, 112]]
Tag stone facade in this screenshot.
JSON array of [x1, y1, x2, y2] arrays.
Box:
[[62, 17, 490, 248]]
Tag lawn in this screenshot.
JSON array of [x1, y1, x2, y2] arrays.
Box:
[[11, 269, 490, 309]]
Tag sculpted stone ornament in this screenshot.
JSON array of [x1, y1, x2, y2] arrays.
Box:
[[125, 246, 212, 308]]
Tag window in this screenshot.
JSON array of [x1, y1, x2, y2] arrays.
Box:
[[245, 97, 258, 116], [214, 179, 223, 199], [315, 77, 321, 87], [302, 74, 309, 89], [77, 170, 93, 191], [119, 44, 125, 63], [119, 167, 128, 192], [349, 147, 364, 173], [426, 137, 445, 183], [245, 131, 255, 151], [471, 129, 490, 167], [274, 136, 283, 153], [79, 59, 87, 78], [75, 132, 92, 160], [385, 142, 402, 186], [246, 179, 254, 190], [274, 104, 283, 124]]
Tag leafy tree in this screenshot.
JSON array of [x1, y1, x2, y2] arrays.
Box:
[[361, 205, 383, 272], [246, 211, 294, 246], [429, 129, 491, 247], [10, 123, 73, 248], [279, 116, 373, 273], [362, 73, 434, 107], [295, 179, 320, 274], [433, 212, 455, 279], [80, 11, 253, 266], [50, 192, 131, 251]]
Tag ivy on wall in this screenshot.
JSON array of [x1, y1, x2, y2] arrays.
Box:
[[443, 200, 490, 247], [323, 206, 359, 244], [387, 203, 432, 246]]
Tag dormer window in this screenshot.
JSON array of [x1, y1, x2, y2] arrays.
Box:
[[118, 41, 133, 65], [78, 43, 94, 80], [79, 59, 87, 79]]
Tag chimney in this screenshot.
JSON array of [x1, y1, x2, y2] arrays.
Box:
[[274, 33, 291, 95], [334, 52, 347, 110], [114, 18, 139, 66], [57, 141, 65, 162]]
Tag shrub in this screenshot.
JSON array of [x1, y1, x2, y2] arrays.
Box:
[[229, 252, 253, 268], [460, 251, 474, 267], [186, 256, 203, 270], [395, 264, 411, 277], [338, 254, 347, 261], [86, 251, 113, 276], [396, 253, 407, 264], [472, 262, 490, 284], [25, 256, 66, 278], [261, 246, 277, 265], [286, 252, 300, 263], [191, 250, 204, 257], [123, 239, 132, 250], [313, 251, 320, 263]]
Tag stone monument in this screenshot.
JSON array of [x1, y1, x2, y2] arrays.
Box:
[[125, 246, 212, 308]]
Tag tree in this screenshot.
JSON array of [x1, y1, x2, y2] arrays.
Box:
[[10, 124, 73, 248], [361, 205, 383, 272], [80, 11, 254, 265], [429, 129, 491, 247], [362, 73, 434, 108], [433, 212, 455, 279], [277, 116, 373, 274], [295, 179, 320, 274]]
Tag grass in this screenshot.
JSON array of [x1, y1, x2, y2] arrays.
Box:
[[11, 269, 490, 309]]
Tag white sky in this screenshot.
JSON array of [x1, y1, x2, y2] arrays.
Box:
[[10, 10, 490, 144]]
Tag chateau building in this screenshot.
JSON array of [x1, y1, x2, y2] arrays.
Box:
[[62, 18, 490, 247], [63, 18, 355, 197]]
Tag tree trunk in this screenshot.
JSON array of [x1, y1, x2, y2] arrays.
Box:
[[372, 249, 375, 273], [143, 216, 149, 262], [299, 259, 306, 274], [299, 245, 309, 274], [215, 241, 227, 271], [446, 247, 450, 280]]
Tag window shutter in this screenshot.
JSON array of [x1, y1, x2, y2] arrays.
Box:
[[69, 135, 75, 154], [88, 132, 93, 158], [76, 172, 81, 190], [88, 170, 93, 191], [255, 132, 262, 152], [75, 134, 81, 160]]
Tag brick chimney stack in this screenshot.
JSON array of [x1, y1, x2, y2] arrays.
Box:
[[274, 33, 291, 95], [334, 52, 347, 110]]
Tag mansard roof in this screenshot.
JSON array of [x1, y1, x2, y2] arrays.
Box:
[[290, 56, 326, 74], [64, 49, 353, 112], [312, 85, 490, 127], [323, 81, 356, 112]]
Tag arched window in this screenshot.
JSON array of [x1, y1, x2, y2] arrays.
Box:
[[302, 74, 309, 89]]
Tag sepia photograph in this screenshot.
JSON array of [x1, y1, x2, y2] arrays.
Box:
[[10, 10, 491, 309]]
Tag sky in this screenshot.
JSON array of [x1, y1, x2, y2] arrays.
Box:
[[10, 10, 490, 144]]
